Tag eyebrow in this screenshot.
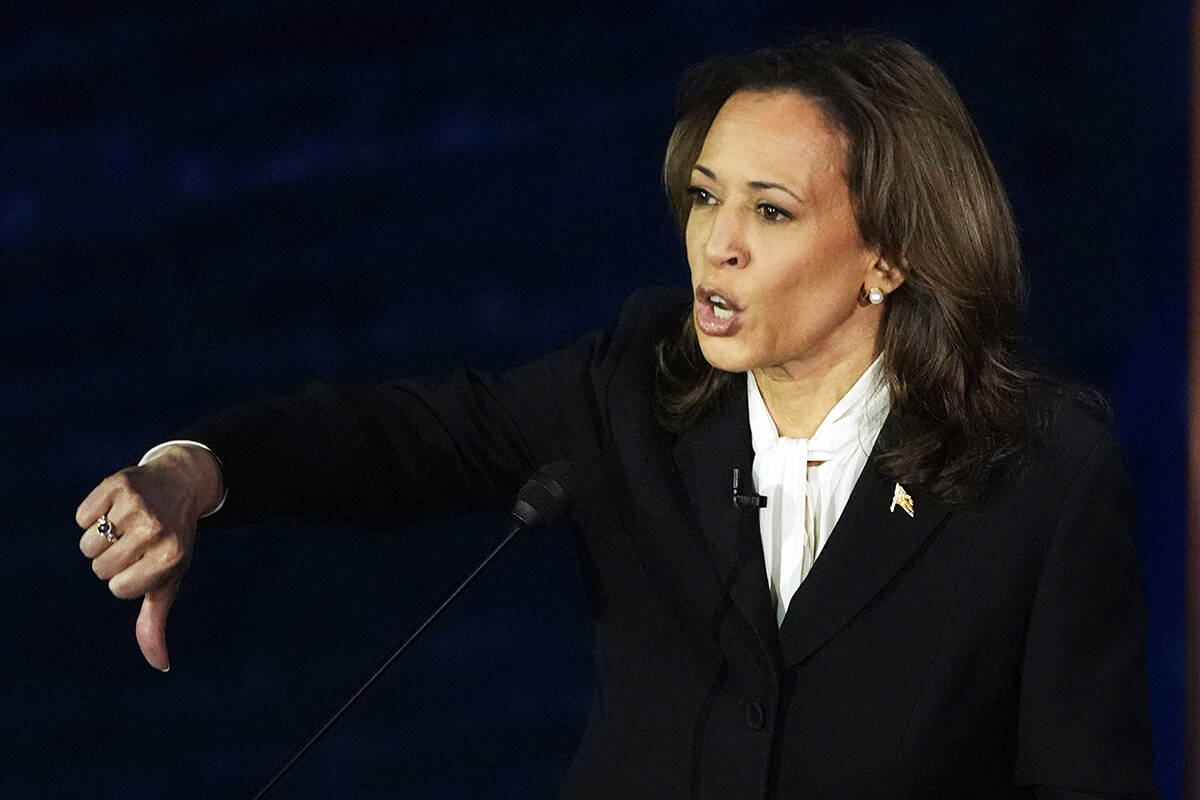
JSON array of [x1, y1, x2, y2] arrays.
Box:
[[692, 165, 803, 203]]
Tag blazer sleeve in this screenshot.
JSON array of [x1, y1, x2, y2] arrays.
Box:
[[1014, 423, 1158, 799], [180, 289, 674, 529]]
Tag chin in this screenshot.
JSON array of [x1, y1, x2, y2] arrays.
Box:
[[696, 331, 756, 374]]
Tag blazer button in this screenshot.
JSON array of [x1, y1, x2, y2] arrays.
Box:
[[744, 701, 765, 731]]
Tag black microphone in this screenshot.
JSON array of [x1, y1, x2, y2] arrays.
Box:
[[732, 468, 767, 511], [252, 462, 578, 799], [511, 460, 576, 529]]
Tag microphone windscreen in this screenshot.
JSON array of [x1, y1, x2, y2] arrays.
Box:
[[510, 461, 578, 529]]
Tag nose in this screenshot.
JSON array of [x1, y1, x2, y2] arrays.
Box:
[[702, 205, 749, 268]]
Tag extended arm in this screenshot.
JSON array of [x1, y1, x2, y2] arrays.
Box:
[[74, 288, 668, 670]]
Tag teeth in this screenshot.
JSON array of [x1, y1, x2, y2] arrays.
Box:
[[710, 294, 729, 308], [714, 306, 734, 320]]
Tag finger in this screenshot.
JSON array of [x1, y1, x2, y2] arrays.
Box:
[[79, 518, 117, 559], [106, 534, 188, 599], [76, 472, 125, 529], [80, 501, 129, 559], [136, 580, 179, 672], [91, 517, 149, 581], [87, 499, 143, 578], [92, 540, 140, 583]]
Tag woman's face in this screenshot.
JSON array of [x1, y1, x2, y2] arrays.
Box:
[[686, 90, 893, 377]]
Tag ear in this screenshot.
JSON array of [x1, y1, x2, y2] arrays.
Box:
[[863, 257, 905, 297]]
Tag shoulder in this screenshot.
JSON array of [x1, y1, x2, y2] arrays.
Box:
[[608, 286, 691, 353], [1049, 399, 1133, 524], [909, 386, 1126, 518], [494, 287, 691, 424], [509, 286, 688, 380], [586, 286, 691, 386], [1037, 392, 1122, 478], [986, 391, 1130, 520]]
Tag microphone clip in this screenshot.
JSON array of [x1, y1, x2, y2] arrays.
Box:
[[732, 468, 767, 511]]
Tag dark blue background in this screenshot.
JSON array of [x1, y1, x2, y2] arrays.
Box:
[[5, 2, 1186, 798]]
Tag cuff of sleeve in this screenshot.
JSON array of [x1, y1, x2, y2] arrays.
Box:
[[138, 439, 228, 518]]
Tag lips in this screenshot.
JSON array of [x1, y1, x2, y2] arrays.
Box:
[[694, 285, 744, 337]]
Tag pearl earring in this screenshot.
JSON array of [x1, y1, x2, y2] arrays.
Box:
[[867, 287, 884, 305]]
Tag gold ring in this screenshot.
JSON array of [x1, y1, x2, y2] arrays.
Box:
[[96, 514, 118, 543]]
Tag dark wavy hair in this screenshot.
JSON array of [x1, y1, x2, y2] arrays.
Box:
[[655, 32, 1081, 505]]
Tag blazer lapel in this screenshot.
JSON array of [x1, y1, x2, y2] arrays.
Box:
[[671, 379, 779, 676], [777, 414, 949, 669]]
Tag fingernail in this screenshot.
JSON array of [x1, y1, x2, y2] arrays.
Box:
[[160, 665, 170, 674]]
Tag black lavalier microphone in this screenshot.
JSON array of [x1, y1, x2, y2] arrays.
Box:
[[732, 468, 767, 511], [252, 462, 578, 799]]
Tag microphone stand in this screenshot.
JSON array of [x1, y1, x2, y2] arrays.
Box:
[[252, 462, 575, 799], [252, 520, 524, 799]]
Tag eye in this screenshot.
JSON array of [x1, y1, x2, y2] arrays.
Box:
[[686, 186, 718, 206], [756, 203, 792, 222]]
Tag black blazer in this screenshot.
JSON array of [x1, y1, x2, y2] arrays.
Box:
[[188, 288, 1157, 799]]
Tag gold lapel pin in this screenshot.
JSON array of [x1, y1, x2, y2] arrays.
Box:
[[890, 483, 915, 517]]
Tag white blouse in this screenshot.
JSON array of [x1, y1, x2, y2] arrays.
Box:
[[747, 355, 890, 625]]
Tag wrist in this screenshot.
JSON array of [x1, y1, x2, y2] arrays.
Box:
[[140, 440, 227, 517]]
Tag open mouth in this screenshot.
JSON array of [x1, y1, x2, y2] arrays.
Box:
[[709, 294, 735, 320], [694, 286, 744, 337]]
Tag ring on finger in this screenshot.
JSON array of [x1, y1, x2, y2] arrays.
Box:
[[96, 514, 119, 543]]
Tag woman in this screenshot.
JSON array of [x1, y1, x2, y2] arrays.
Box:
[[77, 33, 1157, 798]]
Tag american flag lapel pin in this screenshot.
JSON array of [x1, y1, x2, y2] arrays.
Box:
[[890, 483, 915, 517]]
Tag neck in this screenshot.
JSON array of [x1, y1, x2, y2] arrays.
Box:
[[752, 345, 880, 438]]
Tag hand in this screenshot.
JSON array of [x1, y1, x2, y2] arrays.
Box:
[[76, 445, 224, 672]]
